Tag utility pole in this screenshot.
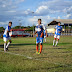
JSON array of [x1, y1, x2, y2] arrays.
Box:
[[31, 12, 34, 36], [19, 20, 22, 29]]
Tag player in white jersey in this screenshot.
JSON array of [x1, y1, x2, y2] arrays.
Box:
[[53, 22, 62, 47], [3, 21, 12, 52]]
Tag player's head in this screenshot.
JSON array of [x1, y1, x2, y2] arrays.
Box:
[[58, 22, 61, 26], [9, 21, 12, 27], [38, 19, 42, 25]]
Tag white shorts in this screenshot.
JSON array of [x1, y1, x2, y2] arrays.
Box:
[[3, 37, 11, 42], [44, 36, 46, 38], [54, 35, 60, 39]]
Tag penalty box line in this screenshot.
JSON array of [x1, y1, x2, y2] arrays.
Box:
[[0, 51, 71, 68]]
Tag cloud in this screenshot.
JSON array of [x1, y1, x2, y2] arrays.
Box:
[[0, 0, 72, 27], [0, 0, 25, 15], [64, 14, 72, 19], [35, 5, 49, 15], [35, 0, 72, 16], [0, 0, 26, 27], [0, 21, 8, 25], [58, 16, 61, 19], [28, 15, 59, 26], [0, 21, 9, 28]]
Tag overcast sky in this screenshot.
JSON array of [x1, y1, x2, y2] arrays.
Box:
[[0, 0, 72, 27]]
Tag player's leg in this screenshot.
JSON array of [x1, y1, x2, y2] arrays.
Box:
[[39, 43, 43, 54], [39, 37, 43, 54], [36, 37, 39, 53], [55, 35, 60, 46], [53, 35, 57, 47], [6, 37, 11, 50], [3, 37, 7, 52], [36, 44, 39, 53]]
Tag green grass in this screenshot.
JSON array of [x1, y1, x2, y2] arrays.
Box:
[[0, 36, 72, 72]]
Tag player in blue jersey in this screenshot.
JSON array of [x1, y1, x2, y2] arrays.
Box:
[[34, 19, 47, 54], [53, 22, 62, 47], [3, 21, 12, 52], [44, 29, 47, 43]]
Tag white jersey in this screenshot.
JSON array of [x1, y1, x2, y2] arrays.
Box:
[[35, 24, 46, 37], [3, 26, 11, 38], [55, 25, 62, 35], [35, 24, 46, 31]]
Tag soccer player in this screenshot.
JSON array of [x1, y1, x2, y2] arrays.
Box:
[[53, 22, 62, 47], [34, 19, 47, 54], [44, 29, 47, 43], [3, 21, 12, 52]]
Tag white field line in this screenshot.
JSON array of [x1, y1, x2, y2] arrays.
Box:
[[0, 51, 71, 68], [0, 51, 33, 59]]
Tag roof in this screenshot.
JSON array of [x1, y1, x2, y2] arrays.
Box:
[[54, 19, 72, 24], [48, 19, 72, 26]]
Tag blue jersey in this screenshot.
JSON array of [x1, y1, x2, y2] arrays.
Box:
[[35, 24, 46, 37], [3, 26, 11, 38], [55, 25, 62, 35]]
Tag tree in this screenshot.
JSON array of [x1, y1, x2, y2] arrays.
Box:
[[0, 27, 5, 33]]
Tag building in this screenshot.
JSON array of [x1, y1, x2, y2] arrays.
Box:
[[47, 19, 72, 33]]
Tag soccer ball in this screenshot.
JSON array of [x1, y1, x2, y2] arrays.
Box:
[[9, 32, 12, 37]]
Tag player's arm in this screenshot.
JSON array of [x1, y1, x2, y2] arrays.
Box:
[[55, 26, 57, 31], [54, 26, 57, 32], [60, 26, 63, 33], [58, 31, 62, 33], [54, 28, 56, 33], [42, 24, 48, 37], [33, 31, 37, 37], [45, 29, 48, 37], [33, 26, 37, 37], [7, 29, 11, 33], [7, 30, 10, 33]]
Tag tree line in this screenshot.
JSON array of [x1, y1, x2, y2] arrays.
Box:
[[0, 26, 36, 32]]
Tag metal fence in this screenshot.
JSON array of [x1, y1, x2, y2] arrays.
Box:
[[48, 33, 72, 36]]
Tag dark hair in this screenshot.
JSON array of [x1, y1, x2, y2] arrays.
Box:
[[38, 19, 41, 21], [58, 22, 61, 24], [9, 21, 12, 24]]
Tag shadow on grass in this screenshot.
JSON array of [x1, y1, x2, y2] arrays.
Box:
[[43, 42, 72, 45], [11, 43, 36, 46], [0, 43, 36, 48], [59, 43, 72, 45], [53, 48, 66, 49], [0, 44, 3, 48], [44, 48, 66, 50], [15, 63, 72, 72], [9, 49, 36, 51], [23, 62, 72, 72]]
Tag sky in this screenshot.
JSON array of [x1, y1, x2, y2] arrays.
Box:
[[0, 0, 72, 27]]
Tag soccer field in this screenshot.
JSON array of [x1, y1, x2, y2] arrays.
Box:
[[0, 36, 72, 72]]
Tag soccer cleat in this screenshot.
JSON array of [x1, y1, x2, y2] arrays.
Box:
[[38, 52, 41, 54], [36, 52, 38, 54], [55, 45, 57, 47], [53, 45, 54, 47], [6, 48, 8, 51], [4, 50, 6, 52]]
